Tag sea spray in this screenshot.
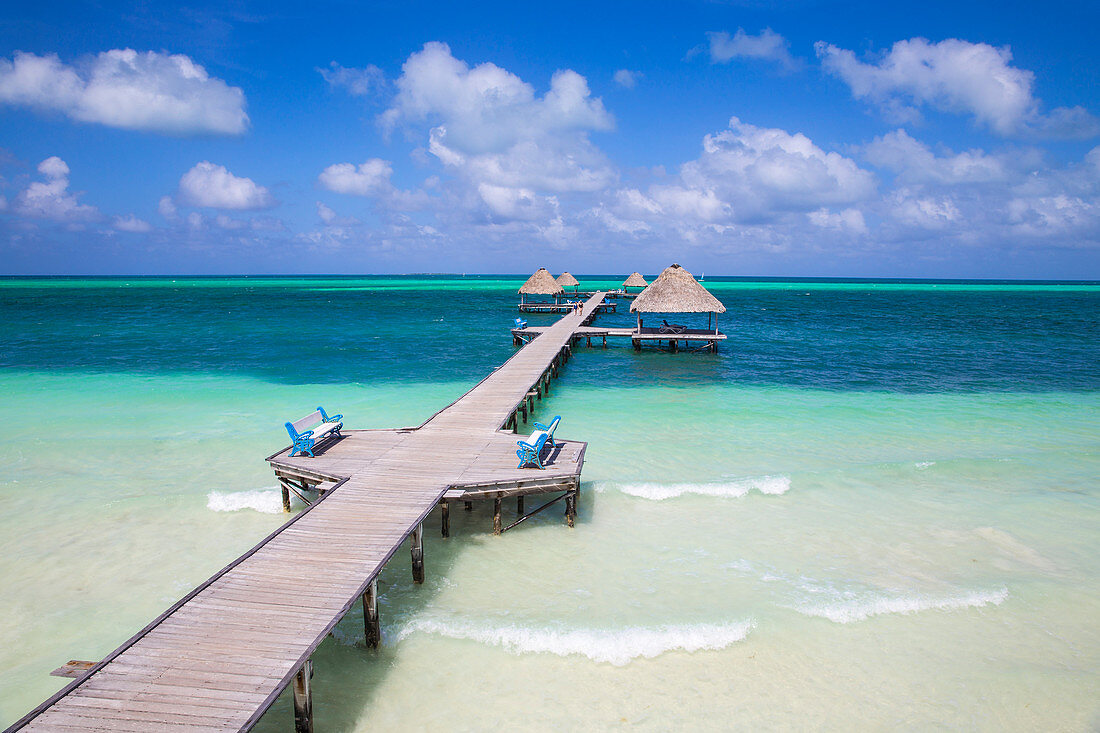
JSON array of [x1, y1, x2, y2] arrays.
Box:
[[206, 488, 286, 514], [397, 616, 754, 666], [791, 587, 1009, 624], [597, 475, 791, 501]]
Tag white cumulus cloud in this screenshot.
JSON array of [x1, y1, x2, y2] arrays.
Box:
[[14, 156, 98, 221], [864, 129, 1016, 184], [112, 214, 151, 232], [177, 161, 273, 209], [318, 62, 384, 96], [613, 69, 641, 89], [706, 29, 797, 70], [318, 159, 393, 196], [379, 42, 616, 220], [0, 49, 248, 135], [816, 37, 1099, 139], [674, 116, 875, 220], [809, 207, 868, 232]]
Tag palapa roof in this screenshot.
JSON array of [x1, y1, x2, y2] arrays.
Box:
[[556, 272, 580, 288], [518, 268, 564, 295], [630, 264, 726, 314], [622, 272, 647, 288]]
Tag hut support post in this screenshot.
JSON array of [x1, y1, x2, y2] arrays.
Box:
[[493, 497, 502, 535], [410, 523, 424, 584], [292, 659, 313, 733], [281, 485, 291, 513], [362, 580, 380, 649], [441, 501, 450, 538]]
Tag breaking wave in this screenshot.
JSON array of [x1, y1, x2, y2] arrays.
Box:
[[598, 475, 790, 501], [206, 488, 285, 514], [793, 587, 1008, 624], [397, 617, 753, 666]]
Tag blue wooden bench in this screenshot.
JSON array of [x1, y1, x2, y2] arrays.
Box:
[[285, 406, 343, 457], [514, 317, 528, 329], [516, 415, 561, 469]]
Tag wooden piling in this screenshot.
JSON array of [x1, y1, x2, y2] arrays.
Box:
[[493, 497, 502, 535], [565, 491, 577, 528], [410, 523, 424, 584], [362, 580, 380, 649], [292, 659, 313, 733], [464, 500, 473, 511], [441, 502, 450, 538], [517, 495, 524, 514], [281, 485, 291, 513]]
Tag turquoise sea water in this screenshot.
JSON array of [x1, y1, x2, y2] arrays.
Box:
[[1, 276, 1098, 730]]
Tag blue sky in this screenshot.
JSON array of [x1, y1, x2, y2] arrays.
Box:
[[1, 0, 1099, 277]]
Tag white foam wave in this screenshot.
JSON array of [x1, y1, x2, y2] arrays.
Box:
[[206, 488, 285, 514], [794, 587, 1008, 624], [915, 461, 936, 470], [599, 475, 790, 501], [397, 617, 753, 666]]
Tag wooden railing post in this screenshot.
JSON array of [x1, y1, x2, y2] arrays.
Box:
[[411, 523, 424, 584], [362, 580, 380, 649], [292, 659, 313, 733]]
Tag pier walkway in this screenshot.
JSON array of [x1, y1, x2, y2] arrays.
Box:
[[9, 293, 608, 733], [513, 323, 726, 352]]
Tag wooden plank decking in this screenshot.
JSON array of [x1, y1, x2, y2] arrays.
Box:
[[8, 293, 609, 733]]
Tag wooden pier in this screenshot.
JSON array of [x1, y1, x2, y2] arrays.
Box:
[[8, 293, 609, 733], [512, 324, 726, 353], [518, 300, 616, 313]]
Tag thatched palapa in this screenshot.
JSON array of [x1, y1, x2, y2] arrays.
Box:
[[622, 272, 647, 288], [518, 268, 564, 297], [630, 264, 725, 313], [556, 272, 580, 291]]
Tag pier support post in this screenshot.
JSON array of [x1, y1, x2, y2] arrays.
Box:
[[441, 501, 450, 538], [292, 659, 313, 733], [565, 491, 577, 528], [464, 501, 473, 511], [493, 497, 502, 535], [281, 485, 291, 513], [411, 523, 424, 584], [362, 580, 380, 649], [632, 339, 640, 351], [517, 495, 524, 514]]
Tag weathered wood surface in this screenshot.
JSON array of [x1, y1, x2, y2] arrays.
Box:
[[10, 293, 606, 733]]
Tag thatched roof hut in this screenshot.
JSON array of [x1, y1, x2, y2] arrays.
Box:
[[630, 264, 725, 314], [622, 272, 647, 289], [518, 268, 564, 301], [556, 272, 579, 291]]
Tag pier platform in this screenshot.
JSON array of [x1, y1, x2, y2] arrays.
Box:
[[518, 301, 616, 313], [9, 293, 609, 733], [512, 324, 726, 352]]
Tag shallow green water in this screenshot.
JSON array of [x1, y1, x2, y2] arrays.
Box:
[[1, 277, 1097, 730]]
